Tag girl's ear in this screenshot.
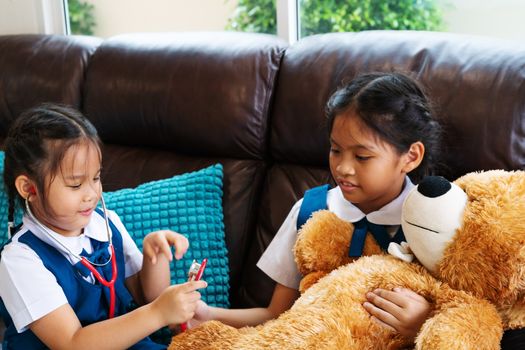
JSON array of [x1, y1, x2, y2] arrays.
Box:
[[15, 175, 37, 201], [401, 141, 425, 173]]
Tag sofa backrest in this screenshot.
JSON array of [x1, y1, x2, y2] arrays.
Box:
[[0, 34, 101, 134], [1, 31, 524, 309]]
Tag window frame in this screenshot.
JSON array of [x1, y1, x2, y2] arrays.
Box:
[[276, 0, 299, 43], [39, 0, 69, 35]]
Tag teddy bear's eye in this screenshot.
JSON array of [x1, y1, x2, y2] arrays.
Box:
[[405, 220, 439, 233]]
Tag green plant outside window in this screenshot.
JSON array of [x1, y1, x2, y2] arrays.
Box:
[[226, 0, 444, 37], [67, 0, 96, 35]]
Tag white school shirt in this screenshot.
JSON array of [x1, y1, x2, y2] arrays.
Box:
[[257, 177, 415, 289], [0, 209, 143, 333]]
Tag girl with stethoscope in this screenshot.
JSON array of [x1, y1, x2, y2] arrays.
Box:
[[0, 104, 207, 349]]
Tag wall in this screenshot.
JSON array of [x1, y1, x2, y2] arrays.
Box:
[[0, 0, 237, 37], [0, 0, 67, 35], [87, 0, 238, 38], [0, 0, 43, 34], [441, 0, 525, 42]]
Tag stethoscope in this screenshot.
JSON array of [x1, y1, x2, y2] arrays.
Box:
[[25, 195, 118, 319]]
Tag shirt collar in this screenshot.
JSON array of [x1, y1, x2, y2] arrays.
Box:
[[83, 210, 111, 242], [21, 209, 109, 260], [328, 176, 415, 225]]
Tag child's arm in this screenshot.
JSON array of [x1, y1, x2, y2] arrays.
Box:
[[191, 282, 300, 328], [126, 230, 189, 304], [363, 287, 431, 341], [30, 280, 206, 350]]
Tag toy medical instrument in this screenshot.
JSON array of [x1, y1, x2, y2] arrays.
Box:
[[180, 258, 208, 332], [25, 195, 117, 318]]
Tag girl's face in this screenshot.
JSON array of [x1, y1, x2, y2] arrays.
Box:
[[329, 111, 417, 214], [30, 142, 102, 237]]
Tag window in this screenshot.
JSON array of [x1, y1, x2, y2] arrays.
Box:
[[2, 0, 521, 44], [293, 0, 525, 42], [297, 0, 442, 39]]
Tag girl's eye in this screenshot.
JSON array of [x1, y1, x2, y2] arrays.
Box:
[[68, 184, 82, 189], [356, 155, 371, 161], [330, 148, 340, 154], [93, 176, 101, 182]]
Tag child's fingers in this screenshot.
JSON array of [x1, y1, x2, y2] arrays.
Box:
[[367, 289, 405, 313], [393, 287, 427, 302], [363, 301, 399, 330], [143, 234, 171, 263], [156, 236, 173, 262], [163, 231, 189, 260], [370, 315, 397, 333], [185, 291, 203, 304], [142, 243, 158, 264], [183, 280, 208, 292], [143, 231, 188, 263]]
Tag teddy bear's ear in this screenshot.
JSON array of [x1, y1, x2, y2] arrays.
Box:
[[454, 169, 514, 200], [438, 170, 525, 306]]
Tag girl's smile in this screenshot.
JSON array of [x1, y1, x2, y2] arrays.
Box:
[[337, 179, 359, 194], [79, 208, 95, 217]]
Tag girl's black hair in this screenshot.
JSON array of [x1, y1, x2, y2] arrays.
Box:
[[326, 72, 442, 183], [3, 104, 101, 236]]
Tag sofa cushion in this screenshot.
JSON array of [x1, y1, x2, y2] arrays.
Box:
[[83, 32, 287, 160], [0, 34, 101, 136]]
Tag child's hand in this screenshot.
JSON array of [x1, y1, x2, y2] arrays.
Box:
[[152, 280, 208, 325], [363, 287, 431, 341], [187, 300, 212, 329], [142, 230, 189, 264]]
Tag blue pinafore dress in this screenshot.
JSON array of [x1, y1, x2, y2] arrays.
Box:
[[0, 209, 165, 350]]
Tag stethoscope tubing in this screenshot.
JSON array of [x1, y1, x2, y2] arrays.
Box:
[[80, 244, 118, 318], [24, 195, 114, 266], [25, 195, 118, 318]]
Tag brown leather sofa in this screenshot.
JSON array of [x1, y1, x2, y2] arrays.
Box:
[[1, 30, 524, 346]]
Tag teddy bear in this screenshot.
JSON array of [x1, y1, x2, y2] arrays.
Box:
[[168, 170, 525, 350]]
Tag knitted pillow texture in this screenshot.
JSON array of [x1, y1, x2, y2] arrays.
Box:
[[0, 152, 22, 242], [104, 164, 229, 307], [0, 154, 229, 308]]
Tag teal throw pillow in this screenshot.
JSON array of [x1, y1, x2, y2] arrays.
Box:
[[0, 152, 23, 243], [0, 153, 229, 308], [104, 164, 229, 307]]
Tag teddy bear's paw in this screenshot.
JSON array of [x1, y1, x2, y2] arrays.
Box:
[[294, 210, 354, 275], [415, 299, 502, 350], [299, 271, 328, 293]]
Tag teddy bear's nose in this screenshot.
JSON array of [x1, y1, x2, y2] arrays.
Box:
[[417, 176, 452, 198]]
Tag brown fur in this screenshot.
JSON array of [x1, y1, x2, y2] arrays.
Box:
[[293, 210, 382, 292], [169, 170, 525, 350], [442, 170, 525, 326]]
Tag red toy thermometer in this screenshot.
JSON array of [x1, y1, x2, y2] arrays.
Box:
[[180, 258, 207, 332]]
